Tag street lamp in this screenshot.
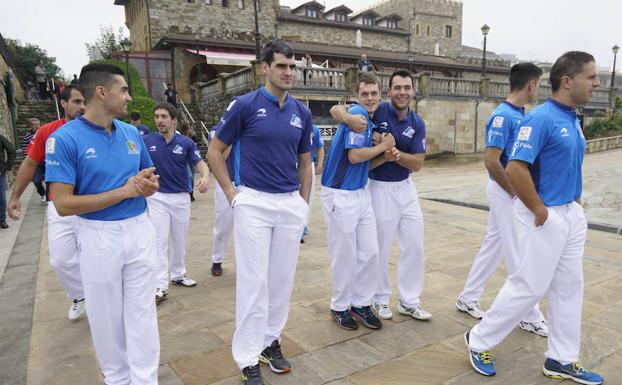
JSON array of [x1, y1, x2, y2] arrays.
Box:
[[611, 44, 619, 89], [120, 38, 133, 96], [408, 56, 415, 73], [253, 0, 261, 60], [480, 23, 490, 78]]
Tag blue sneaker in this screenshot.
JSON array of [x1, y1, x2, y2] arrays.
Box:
[[303, 226, 310, 235], [542, 358, 603, 385], [464, 331, 496, 376]]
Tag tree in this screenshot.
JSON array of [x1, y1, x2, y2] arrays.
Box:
[[85, 25, 127, 61], [5, 38, 60, 84]]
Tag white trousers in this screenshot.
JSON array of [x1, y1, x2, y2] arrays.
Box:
[[47, 201, 83, 300], [211, 182, 234, 264], [304, 162, 316, 228], [147, 191, 191, 289], [370, 178, 425, 307], [231, 187, 307, 369], [76, 213, 159, 385], [470, 200, 586, 364], [459, 180, 544, 323], [321, 186, 379, 311]]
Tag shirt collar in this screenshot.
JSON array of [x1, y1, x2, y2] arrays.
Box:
[[78, 115, 117, 132], [547, 97, 575, 112], [502, 100, 525, 113], [259, 85, 290, 107], [387, 102, 411, 122]]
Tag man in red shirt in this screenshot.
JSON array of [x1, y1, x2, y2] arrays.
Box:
[[7, 85, 87, 320]]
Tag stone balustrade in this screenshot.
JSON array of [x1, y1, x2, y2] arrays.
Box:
[[585, 135, 622, 153]]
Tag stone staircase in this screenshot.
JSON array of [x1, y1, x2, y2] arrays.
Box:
[[14, 100, 59, 167], [178, 102, 209, 154]]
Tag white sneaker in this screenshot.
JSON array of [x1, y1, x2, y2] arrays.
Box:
[[372, 302, 393, 320], [40, 195, 47, 204], [397, 300, 432, 320], [68, 298, 86, 320], [519, 319, 548, 337], [155, 287, 168, 303], [171, 274, 197, 287], [456, 299, 485, 319]]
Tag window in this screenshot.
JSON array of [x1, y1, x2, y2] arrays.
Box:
[[445, 25, 452, 38], [415, 24, 419, 35], [426, 25, 430, 36], [238, 0, 244, 8], [363, 16, 374, 26], [306, 7, 319, 18], [222, 0, 228, 7], [335, 12, 347, 22], [204, 0, 211, 4], [387, 19, 398, 29]]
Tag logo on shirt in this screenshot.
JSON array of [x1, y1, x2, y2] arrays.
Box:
[[194, 149, 201, 158], [256, 108, 267, 117], [402, 126, 415, 138], [492, 116, 504, 128], [45, 138, 56, 154], [226, 99, 237, 111], [85, 147, 97, 159], [378, 122, 389, 131], [126, 141, 139, 155], [172, 144, 184, 155], [517, 126, 532, 141], [560, 127, 569, 137], [511, 141, 533, 156], [422, 137, 426, 150], [290, 114, 302, 128], [149, 145, 157, 152], [348, 131, 365, 147]]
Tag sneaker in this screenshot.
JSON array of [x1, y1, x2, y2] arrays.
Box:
[[189, 192, 195, 202], [398, 300, 432, 320], [68, 298, 86, 320], [372, 302, 393, 320], [330, 309, 358, 331], [0, 221, 8, 229], [241, 364, 264, 385], [171, 274, 197, 287], [211, 262, 223, 277], [303, 226, 310, 235], [542, 358, 603, 385], [259, 339, 291, 373], [456, 299, 485, 319], [350, 306, 383, 329], [519, 319, 549, 337], [300, 235, 305, 244], [155, 287, 168, 303], [465, 331, 496, 376], [40, 195, 46, 204]]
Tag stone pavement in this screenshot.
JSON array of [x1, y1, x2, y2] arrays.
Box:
[[4, 151, 621, 385]]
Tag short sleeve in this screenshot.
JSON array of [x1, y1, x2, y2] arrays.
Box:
[[485, 114, 513, 149], [189, 141, 203, 165], [213, 98, 245, 146], [509, 114, 549, 165], [409, 115, 426, 154], [27, 127, 48, 163], [139, 135, 154, 169], [298, 110, 313, 154], [44, 134, 77, 186]]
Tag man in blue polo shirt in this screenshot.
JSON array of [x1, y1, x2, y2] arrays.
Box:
[[143, 102, 210, 302], [45, 63, 160, 385], [321, 72, 397, 332], [300, 123, 324, 243], [207, 40, 312, 385], [130, 111, 151, 136], [466, 52, 603, 385], [457, 63, 548, 338]]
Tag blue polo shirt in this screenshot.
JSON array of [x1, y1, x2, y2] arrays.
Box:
[[142, 132, 202, 193], [45, 115, 153, 221], [369, 102, 426, 182], [321, 104, 375, 190], [213, 86, 313, 193], [509, 98, 585, 206], [485, 101, 525, 171], [311, 124, 324, 164]]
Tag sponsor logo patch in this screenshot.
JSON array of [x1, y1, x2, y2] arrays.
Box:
[[492, 116, 504, 128], [126, 141, 139, 155], [290, 114, 302, 128], [560, 127, 569, 137], [517, 126, 532, 141], [149, 145, 157, 152], [85, 147, 97, 159], [45, 138, 56, 154], [402, 126, 415, 138], [45, 159, 60, 166], [172, 144, 184, 155], [256, 108, 267, 117]]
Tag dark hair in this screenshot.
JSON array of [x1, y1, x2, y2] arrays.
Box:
[[261, 40, 295, 66], [356, 72, 380, 93], [129, 111, 141, 121], [389, 69, 414, 89], [60, 85, 83, 102], [509, 63, 543, 92], [153, 102, 178, 120], [178, 120, 191, 136], [549, 51, 595, 92], [78, 63, 125, 102]]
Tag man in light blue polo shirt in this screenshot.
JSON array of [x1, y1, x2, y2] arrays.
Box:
[[45, 63, 160, 385], [457, 63, 548, 338], [143, 102, 210, 302], [321, 72, 397, 332], [300, 123, 324, 243], [207, 40, 312, 385], [466, 52, 604, 385]]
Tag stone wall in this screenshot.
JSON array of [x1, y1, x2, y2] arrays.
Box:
[[146, 0, 279, 49], [0, 52, 24, 145], [125, 0, 151, 51]]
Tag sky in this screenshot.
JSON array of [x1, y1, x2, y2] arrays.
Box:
[[1, 0, 621, 78]]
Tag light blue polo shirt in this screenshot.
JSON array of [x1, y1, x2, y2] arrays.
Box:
[[142, 132, 202, 193], [213, 86, 313, 193], [369, 102, 426, 182], [321, 104, 375, 190], [45, 115, 154, 221], [311, 124, 324, 164], [509, 98, 585, 206], [485, 101, 525, 171]]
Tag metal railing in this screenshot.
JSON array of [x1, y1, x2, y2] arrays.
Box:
[[164, 82, 210, 150]]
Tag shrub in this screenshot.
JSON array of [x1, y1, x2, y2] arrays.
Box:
[[127, 95, 157, 131]]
